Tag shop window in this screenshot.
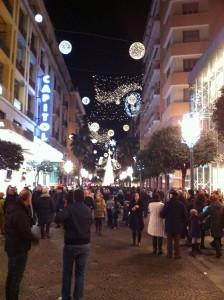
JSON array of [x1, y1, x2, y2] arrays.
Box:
[[183, 58, 198, 72], [183, 30, 199, 42], [182, 2, 199, 15]]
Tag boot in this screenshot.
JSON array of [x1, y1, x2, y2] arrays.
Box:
[[132, 232, 136, 246], [196, 243, 202, 254], [189, 244, 196, 257]]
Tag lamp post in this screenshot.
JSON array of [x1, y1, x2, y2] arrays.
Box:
[[180, 113, 201, 190], [64, 160, 73, 186]]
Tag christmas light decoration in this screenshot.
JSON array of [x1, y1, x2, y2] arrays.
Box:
[[91, 139, 98, 144], [127, 94, 137, 105], [90, 131, 110, 143], [89, 122, 100, 132], [104, 153, 108, 158], [125, 92, 142, 117], [103, 154, 114, 186], [59, 40, 72, 55], [93, 150, 98, 155], [35, 14, 43, 23], [109, 139, 117, 147], [82, 97, 90, 105], [123, 124, 130, 132], [129, 42, 145, 60], [108, 129, 115, 137]]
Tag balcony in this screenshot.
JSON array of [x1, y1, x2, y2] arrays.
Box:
[[19, 26, 26, 39], [30, 45, 37, 57], [163, 72, 188, 97], [16, 61, 25, 75], [0, 38, 9, 57], [29, 77, 35, 89], [162, 12, 209, 47], [161, 101, 190, 127], [2, 0, 13, 15]]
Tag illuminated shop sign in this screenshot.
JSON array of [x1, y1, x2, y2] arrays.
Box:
[[39, 75, 51, 141]]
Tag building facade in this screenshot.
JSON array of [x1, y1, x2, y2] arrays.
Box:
[[189, 27, 224, 191], [0, 0, 84, 190]]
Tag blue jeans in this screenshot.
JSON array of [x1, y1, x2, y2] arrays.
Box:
[[62, 244, 90, 300], [6, 252, 28, 300]]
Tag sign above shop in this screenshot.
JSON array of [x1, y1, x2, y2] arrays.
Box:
[[39, 75, 51, 142]]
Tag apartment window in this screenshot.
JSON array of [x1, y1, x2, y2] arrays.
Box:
[[183, 2, 199, 15], [166, 96, 171, 107], [19, 9, 27, 37], [166, 67, 171, 78], [183, 88, 190, 101], [183, 30, 199, 42], [13, 119, 22, 127], [183, 58, 198, 71], [0, 110, 5, 119]]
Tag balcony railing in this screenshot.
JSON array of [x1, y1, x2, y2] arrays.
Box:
[[2, 0, 13, 15], [16, 61, 25, 75]]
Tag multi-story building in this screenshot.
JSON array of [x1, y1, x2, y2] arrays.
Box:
[[0, 0, 85, 189], [189, 27, 224, 191], [140, 0, 160, 150]]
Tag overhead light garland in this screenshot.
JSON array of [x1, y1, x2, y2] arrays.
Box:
[[88, 122, 100, 132], [129, 42, 145, 60], [125, 92, 142, 117], [82, 97, 90, 105]]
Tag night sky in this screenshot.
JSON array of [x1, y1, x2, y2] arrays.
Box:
[[44, 0, 150, 142]]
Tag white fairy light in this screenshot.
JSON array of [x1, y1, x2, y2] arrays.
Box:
[[35, 14, 43, 23], [93, 150, 97, 155], [59, 40, 72, 55], [104, 153, 108, 158], [91, 139, 98, 144], [108, 129, 115, 137], [89, 122, 100, 132], [123, 124, 130, 132], [109, 139, 117, 147], [127, 94, 137, 105], [129, 42, 145, 60], [82, 97, 90, 105]]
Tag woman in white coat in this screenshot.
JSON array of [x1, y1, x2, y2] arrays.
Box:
[[148, 193, 165, 255]]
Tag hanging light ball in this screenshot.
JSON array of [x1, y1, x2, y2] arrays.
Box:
[[115, 99, 121, 105], [104, 153, 108, 158], [35, 14, 43, 23], [59, 40, 72, 55], [127, 94, 137, 105], [82, 97, 90, 105], [107, 129, 115, 137], [91, 139, 98, 144], [93, 150, 97, 155], [129, 42, 145, 60], [123, 124, 130, 132], [89, 122, 100, 132]]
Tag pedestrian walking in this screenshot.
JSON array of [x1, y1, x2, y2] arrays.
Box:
[[201, 192, 224, 258], [106, 196, 114, 228], [5, 188, 39, 300], [147, 193, 165, 255], [35, 187, 55, 239], [55, 189, 92, 300], [94, 191, 106, 235], [0, 192, 5, 235], [129, 192, 144, 246], [189, 209, 201, 257], [112, 196, 121, 229], [160, 189, 187, 259]]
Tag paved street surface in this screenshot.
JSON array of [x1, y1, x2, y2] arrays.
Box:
[[1, 223, 224, 300]]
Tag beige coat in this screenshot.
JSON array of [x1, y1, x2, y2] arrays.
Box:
[[147, 202, 166, 238], [94, 196, 106, 218]]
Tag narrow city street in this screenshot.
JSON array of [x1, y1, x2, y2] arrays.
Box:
[[1, 223, 224, 300]]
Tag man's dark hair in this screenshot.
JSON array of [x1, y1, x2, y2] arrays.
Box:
[[74, 189, 84, 202]]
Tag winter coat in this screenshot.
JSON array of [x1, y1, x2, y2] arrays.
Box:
[[84, 196, 95, 210], [148, 202, 165, 238], [201, 201, 224, 238], [3, 194, 18, 215], [129, 199, 144, 231], [56, 202, 92, 245], [5, 201, 38, 256], [94, 197, 106, 219], [35, 193, 55, 225], [160, 197, 187, 236], [189, 214, 201, 239]]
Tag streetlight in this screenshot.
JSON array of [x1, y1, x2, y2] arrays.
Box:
[[64, 160, 73, 186], [180, 112, 201, 190]]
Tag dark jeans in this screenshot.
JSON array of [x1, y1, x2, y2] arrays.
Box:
[[40, 223, 51, 238], [152, 236, 163, 252], [62, 244, 90, 300], [213, 237, 222, 256], [6, 252, 28, 300], [107, 209, 113, 228], [95, 218, 103, 234], [167, 234, 181, 258], [132, 231, 142, 245]]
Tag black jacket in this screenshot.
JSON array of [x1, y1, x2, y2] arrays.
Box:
[[160, 197, 187, 235], [56, 201, 92, 245], [5, 201, 38, 256], [35, 194, 55, 225]]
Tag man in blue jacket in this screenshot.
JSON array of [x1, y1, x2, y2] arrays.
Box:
[[56, 189, 92, 300]]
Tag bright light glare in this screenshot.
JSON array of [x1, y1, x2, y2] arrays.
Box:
[[59, 40, 72, 55], [64, 160, 73, 173], [180, 113, 201, 148], [80, 168, 89, 178]]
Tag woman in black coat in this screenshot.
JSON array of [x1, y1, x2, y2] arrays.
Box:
[[35, 188, 55, 239], [129, 192, 144, 246]]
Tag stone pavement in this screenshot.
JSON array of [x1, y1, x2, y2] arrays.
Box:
[[1, 223, 224, 300]]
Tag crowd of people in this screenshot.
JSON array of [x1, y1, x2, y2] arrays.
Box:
[[0, 183, 224, 300]]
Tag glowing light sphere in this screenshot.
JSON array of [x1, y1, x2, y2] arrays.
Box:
[[89, 122, 100, 132], [93, 150, 97, 155], [91, 139, 98, 144], [104, 153, 108, 158], [35, 14, 43, 23], [109, 139, 117, 147], [82, 97, 90, 105], [108, 129, 115, 137], [123, 124, 130, 132], [127, 94, 137, 105], [115, 100, 121, 105], [59, 40, 72, 55], [125, 92, 142, 117], [64, 160, 73, 174], [129, 42, 145, 60]]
